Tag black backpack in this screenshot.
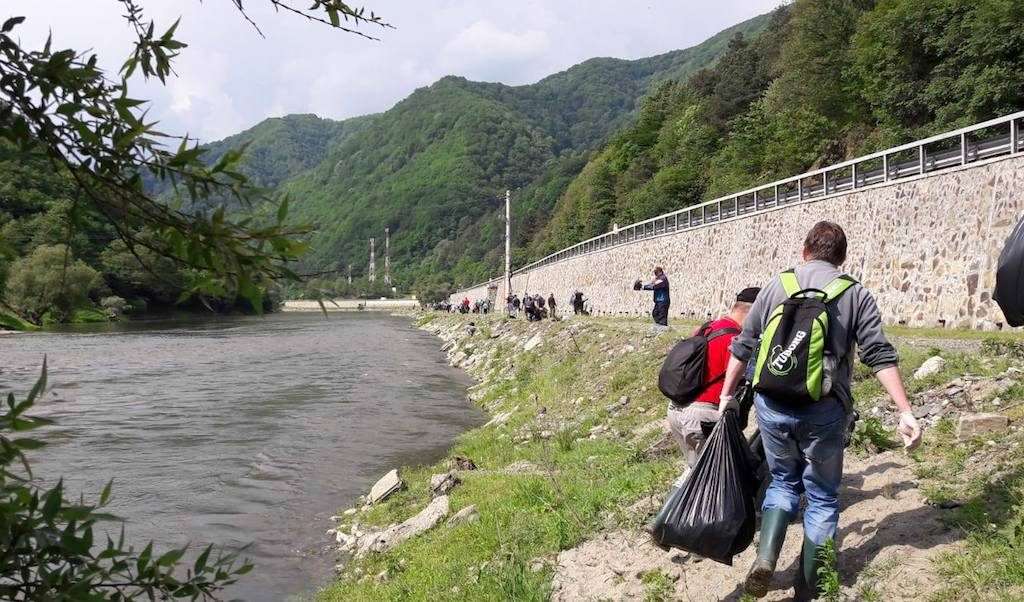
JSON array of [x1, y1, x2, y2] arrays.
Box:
[[658, 322, 741, 406]]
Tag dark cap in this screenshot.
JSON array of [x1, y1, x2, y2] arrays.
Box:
[[736, 287, 760, 303]]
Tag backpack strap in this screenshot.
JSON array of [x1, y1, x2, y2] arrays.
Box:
[[706, 327, 741, 342], [779, 269, 801, 297], [822, 274, 858, 302]]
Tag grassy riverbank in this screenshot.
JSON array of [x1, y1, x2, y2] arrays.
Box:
[[318, 314, 1024, 601]]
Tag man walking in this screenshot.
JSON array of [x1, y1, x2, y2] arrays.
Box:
[[642, 266, 670, 326], [548, 293, 558, 320], [666, 287, 759, 485], [718, 221, 922, 600]]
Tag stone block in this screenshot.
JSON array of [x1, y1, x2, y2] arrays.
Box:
[[368, 469, 404, 504], [957, 413, 1009, 441]]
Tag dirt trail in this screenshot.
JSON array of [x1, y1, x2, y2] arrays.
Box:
[[551, 451, 958, 601]]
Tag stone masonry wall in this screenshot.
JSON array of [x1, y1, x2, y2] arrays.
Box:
[[454, 156, 1024, 329]]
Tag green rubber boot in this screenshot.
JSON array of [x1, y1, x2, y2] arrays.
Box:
[[793, 536, 827, 601], [744, 509, 790, 598]]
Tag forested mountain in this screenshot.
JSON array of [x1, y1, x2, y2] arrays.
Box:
[[199, 113, 377, 191], [275, 12, 773, 294], [530, 0, 1024, 256]]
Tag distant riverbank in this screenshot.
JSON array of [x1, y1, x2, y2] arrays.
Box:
[[282, 298, 421, 311]]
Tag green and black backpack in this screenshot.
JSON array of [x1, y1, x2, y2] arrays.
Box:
[[753, 269, 857, 405]]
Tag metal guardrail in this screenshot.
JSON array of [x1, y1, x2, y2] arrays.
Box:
[[460, 111, 1024, 292]]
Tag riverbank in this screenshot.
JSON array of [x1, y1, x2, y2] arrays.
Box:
[[319, 313, 1024, 601], [282, 299, 421, 312]]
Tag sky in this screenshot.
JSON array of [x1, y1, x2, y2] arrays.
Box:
[[9, 1, 783, 142]]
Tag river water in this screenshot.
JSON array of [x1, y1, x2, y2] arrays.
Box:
[[0, 312, 482, 600]]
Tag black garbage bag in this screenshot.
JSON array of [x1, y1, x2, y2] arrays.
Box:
[[649, 409, 758, 565], [995, 215, 1024, 327]]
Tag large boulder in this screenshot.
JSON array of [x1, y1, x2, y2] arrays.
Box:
[[957, 413, 1009, 441], [368, 469, 404, 504], [524, 333, 544, 351]]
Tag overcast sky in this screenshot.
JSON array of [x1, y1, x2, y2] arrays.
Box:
[[10, 1, 782, 142]]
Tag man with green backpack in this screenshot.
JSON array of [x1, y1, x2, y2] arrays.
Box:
[[717, 221, 922, 600]]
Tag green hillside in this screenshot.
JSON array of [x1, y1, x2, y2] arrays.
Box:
[[199, 113, 377, 191], [272, 12, 775, 293]]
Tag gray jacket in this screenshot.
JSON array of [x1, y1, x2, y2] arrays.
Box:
[[729, 260, 898, 408]]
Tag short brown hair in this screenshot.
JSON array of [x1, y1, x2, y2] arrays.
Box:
[[803, 221, 847, 265]]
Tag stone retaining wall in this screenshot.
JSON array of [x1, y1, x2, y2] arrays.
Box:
[[454, 155, 1024, 329]]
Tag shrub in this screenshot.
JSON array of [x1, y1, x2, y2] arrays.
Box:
[[4, 244, 100, 324], [100, 295, 128, 317]]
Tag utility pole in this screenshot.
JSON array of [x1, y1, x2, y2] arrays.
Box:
[[504, 189, 511, 300], [384, 227, 391, 285], [347, 264, 352, 285], [368, 237, 376, 283]]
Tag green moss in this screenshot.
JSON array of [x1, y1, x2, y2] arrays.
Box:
[[70, 307, 111, 323], [0, 311, 37, 331]]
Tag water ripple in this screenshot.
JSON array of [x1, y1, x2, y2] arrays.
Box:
[[0, 312, 483, 601]]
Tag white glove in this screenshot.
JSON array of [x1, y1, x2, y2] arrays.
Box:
[[719, 394, 739, 415], [897, 411, 922, 450]]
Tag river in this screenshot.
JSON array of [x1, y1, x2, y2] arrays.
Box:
[[0, 312, 483, 600]]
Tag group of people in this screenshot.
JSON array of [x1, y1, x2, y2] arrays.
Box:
[[653, 221, 922, 600], [504, 290, 591, 320], [506, 292, 557, 321], [440, 297, 493, 314]]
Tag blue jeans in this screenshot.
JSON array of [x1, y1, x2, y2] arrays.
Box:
[[755, 393, 846, 545]]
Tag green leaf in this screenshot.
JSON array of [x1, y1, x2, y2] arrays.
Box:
[[194, 544, 212, 574], [2, 16, 25, 32], [26, 357, 47, 405], [42, 479, 63, 520], [99, 479, 113, 506], [157, 546, 187, 567], [276, 197, 289, 224], [137, 541, 153, 574]]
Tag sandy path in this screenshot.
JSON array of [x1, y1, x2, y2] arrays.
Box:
[[551, 451, 958, 601]]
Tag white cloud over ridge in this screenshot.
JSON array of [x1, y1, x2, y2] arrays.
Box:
[[7, 1, 783, 142]]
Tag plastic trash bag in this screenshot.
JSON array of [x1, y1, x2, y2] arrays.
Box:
[[995, 215, 1024, 327], [649, 409, 758, 565]]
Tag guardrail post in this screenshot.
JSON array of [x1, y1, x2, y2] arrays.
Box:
[[797, 179, 803, 201], [852, 163, 858, 189], [1012, 119, 1019, 154], [961, 132, 968, 165], [919, 144, 926, 174], [883, 154, 889, 182]]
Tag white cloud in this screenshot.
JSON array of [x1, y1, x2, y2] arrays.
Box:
[[440, 20, 550, 83], [6, 0, 785, 141]]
